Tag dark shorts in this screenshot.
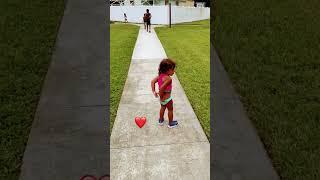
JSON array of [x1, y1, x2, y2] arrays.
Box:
[[146, 20, 151, 25]]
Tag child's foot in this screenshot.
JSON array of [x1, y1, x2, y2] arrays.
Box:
[[158, 118, 164, 126], [168, 120, 178, 128]]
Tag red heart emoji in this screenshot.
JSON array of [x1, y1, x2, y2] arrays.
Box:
[[135, 116, 146, 128]]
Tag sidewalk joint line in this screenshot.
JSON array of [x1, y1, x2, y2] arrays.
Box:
[[111, 140, 208, 150], [77, 104, 108, 108], [56, 104, 108, 109]]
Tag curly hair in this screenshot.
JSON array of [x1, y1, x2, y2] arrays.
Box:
[[158, 58, 176, 75]]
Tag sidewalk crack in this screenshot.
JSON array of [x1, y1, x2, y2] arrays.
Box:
[[110, 140, 209, 150]]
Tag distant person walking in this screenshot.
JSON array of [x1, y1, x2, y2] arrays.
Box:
[[143, 9, 152, 33], [143, 13, 147, 30], [124, 13, 128, 23]]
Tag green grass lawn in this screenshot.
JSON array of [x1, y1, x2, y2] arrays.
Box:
[[155, 19, 210, 138], [110, 23, 139, 132], [0, 0, 65, 179], [213, 1, 320, 179]]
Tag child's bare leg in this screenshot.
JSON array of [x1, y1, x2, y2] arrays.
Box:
[[159, 105, 166, 120], [167, 101, 173, 122]]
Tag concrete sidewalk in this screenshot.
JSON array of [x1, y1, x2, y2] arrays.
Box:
[[110, 26, 210, 179], [211, 46, 280, 180], [19, 0, 109, 179]]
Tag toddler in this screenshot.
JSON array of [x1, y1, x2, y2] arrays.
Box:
[[151, 58, 178, 128]]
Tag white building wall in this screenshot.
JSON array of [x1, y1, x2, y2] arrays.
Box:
[[171, 6, 210, 23], [110, 6, 210, 24]]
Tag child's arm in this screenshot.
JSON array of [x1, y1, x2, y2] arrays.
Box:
[[151, 76, 159, 97]]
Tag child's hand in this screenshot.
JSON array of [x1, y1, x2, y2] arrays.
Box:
[[153, 91, 158, 98]]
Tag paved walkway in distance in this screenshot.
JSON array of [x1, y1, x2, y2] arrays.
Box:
[[110, 26, 210, 180]]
